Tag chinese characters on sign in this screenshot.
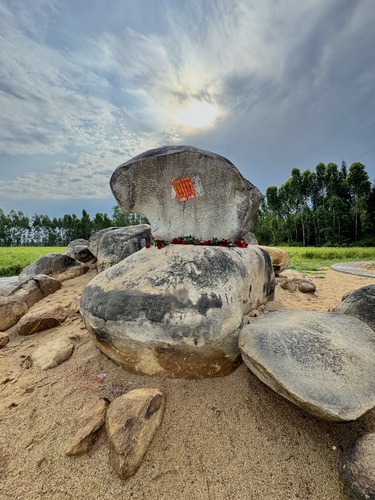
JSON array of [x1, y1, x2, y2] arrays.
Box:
[[172, 176, 197, 202]]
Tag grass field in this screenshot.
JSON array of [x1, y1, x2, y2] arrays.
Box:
[[0, 245, 374, 277], [280, 246, 375, 273], [0, 247, 65, 277]]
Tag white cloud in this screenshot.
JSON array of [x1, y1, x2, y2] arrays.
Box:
[[0, 0, 374, 211]]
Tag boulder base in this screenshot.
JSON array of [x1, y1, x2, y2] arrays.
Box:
[[80, 245, 274, 379], [239, 310, 375, 421]]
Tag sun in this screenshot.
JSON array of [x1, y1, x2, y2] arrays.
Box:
[[176, 101, 218, 129]]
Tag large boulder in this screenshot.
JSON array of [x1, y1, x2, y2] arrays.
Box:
[[0, 275, 61, 331], [334, 284, 375, 332], [96, 225, 152, 273], [110, 146, 262, 242], [19, 253, 88, 282], [80, 245, 274, 379], [239, 310, 375, 421], [340, 433, 375, 500]]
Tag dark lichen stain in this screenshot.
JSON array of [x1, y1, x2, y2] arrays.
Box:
[[82, 285, 223, 323], [145, 394, 163, 419], [197, 293, 222, 315]]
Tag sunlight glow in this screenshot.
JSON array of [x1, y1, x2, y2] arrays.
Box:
[[176, 101, 218, 129]]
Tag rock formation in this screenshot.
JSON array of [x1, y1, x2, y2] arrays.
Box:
[[80, 245, 274, 378], [80, 145, 272, 379], [110, 145, 262, 242], [239, 310, 375, 421]]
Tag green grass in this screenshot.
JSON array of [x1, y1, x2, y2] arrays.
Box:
[[280, 246, 375, 274], [0, 247, 65, 277]]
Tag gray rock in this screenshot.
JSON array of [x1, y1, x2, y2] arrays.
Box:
[[243, 232, 258, 245], [88, 227, 120, 258], [0, 275, 61, 331], [298, 281, 316, 293], [341, 433, 375, 500], [19, 253, 88, 282], [110, 145, 262, 242], [32, 337, 74, 370], [239, 310, 375, 421], [65, 239, 95, 263], [96, 224, 152, 273], [334, 284, 375, 332], [106, 388, 165, 480], [81, 245, 274, 379], [66, 398, 110, 456]]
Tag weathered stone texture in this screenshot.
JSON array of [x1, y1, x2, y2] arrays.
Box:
[[239, 310, 375, 421], [81, 245, 274, 378], [110, 146, 262, 242]]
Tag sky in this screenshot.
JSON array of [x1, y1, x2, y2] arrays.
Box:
[[1, 0, 375, 219]]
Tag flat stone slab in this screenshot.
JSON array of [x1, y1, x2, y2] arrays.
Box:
[[331, 261, 375, 278], [110, 145, 262, 242], [239, 310, 375, 421]]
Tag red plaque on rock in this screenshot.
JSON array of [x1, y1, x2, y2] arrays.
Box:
[[172, 176, 196, 202]]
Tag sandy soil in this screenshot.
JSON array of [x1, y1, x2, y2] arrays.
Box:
[[0, 266, 374, 500]]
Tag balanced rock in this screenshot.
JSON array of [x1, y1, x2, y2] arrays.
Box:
[[80, 245, 274, 379], [106, 388, 165, 480], [31, 337, 74, 370], [110, 146, 262, 242], [66, 398, 110, 456], [258, 246, 290, 275], [17, 305, 68, 336], [341, 433, 375, 500], [0, 275, 61, 331], [239, 310, 375, 421], [19, 253, 88, 282], [334, 284, 375, 332], [96, 224, 152, 272]]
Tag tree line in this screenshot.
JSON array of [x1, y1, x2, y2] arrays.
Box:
[[0, 206, 147, 247], [253, 161, 375, 246], [1, 161, 374, 248]]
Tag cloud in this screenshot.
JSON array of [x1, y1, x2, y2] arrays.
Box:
[[0, 0, 374, 214]]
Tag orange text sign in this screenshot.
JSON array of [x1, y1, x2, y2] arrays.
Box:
[[172, 176, 197, 202]]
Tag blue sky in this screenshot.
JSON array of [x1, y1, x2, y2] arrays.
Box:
[[1, 0, 374, 219]]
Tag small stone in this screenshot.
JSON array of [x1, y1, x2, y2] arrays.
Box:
[[279, 279, 297, 292], [65, 398, 110, 456], [0, 332, 9, 348], [32, 338, 74, 370], [341, 433, 375, 499], [17, 306, 68, 336], [298, 281, 316, 293], [106, 388, 165, 480]]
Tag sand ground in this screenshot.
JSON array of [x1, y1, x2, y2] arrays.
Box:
[[0, 266, 374, 500]]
